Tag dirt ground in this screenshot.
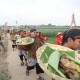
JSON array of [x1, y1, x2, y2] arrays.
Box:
[[7, 34, 51, 80], [0, 33, 9, 80]]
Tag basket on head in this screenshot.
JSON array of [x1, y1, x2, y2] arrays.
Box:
[[36, 44, 80, 80], [16, 37, 34, 51]]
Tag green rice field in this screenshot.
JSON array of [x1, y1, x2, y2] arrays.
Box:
[[35, 27, 69, 43], [36, 27, 68, 37]]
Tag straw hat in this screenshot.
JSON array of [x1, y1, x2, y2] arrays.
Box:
[[56, 32, 63, 37]]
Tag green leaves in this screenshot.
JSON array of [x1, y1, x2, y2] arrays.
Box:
[[65, 51, 75, 58], [10, 34, 16, 40], [40, 45, 80, 78], [40, 46, 54, 63], [48, 51, 66, 78], [48, 51, 60, 69], [16, 37, 34, 45]]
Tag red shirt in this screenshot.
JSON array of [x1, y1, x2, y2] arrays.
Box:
[[38, 35, 48, 41], [54, 34, 63, 45]]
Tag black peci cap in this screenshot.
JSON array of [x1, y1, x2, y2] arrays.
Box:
[[62, 27, 80, 45], [30, 29, 36, 32], [66, 28, 80, 38]]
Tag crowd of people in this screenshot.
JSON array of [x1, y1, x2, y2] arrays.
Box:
[[9, 28, 48, 80], [5, 27, 80, 80]]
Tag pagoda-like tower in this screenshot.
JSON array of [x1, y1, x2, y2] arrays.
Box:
[[70, 13, 76, 28]]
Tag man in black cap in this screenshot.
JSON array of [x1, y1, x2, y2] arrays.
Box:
[[30, 29, 36, 32], [52, 27, 80, 80], [62, 27, 80, 50], [60, 27, 80, 80], [26, 29, 44, 80]]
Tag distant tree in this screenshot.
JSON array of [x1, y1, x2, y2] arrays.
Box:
[[48, 23, 52, 27], [52, 25, 56, 27]]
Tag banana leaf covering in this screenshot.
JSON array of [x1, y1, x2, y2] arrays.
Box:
[[10, 34, 20, 40], [16, 37, 34, 45], [36, 44, 80, 80]]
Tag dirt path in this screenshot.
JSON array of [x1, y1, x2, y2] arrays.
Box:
[[7, 34, 51, 80]]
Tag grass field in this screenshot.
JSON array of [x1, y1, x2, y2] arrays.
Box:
[[46, 37, 55, 44], [24, 27, 68, 43], [36, 27, 68, 37], [35, 27, 68, 43]]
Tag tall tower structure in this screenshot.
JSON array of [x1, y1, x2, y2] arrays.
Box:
[[70, 13, 76, 28]]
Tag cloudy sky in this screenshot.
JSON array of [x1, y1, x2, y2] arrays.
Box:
[[0, 0, 80, 26]]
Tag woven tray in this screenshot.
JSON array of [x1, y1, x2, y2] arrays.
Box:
[[36, 44, 78, 80]]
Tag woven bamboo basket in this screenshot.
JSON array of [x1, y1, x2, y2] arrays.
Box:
[[16, 37, 34, 51], [36, 44, 80, 80], [17, 44, 32, 51], [11, 40, 16, 43]]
